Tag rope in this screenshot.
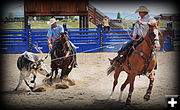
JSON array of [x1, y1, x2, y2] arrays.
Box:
[[42, 18, 140, 62], [50, 36, 133, 62]]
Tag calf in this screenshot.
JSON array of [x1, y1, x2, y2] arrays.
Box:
[[15, 51, 50, 91]]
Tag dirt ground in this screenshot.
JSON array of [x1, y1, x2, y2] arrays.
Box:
[[0, 52, 179, 110]]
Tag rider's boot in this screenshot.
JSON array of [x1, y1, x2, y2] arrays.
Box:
[[115, 51, 127, 64], [74, 60, 78, 68]]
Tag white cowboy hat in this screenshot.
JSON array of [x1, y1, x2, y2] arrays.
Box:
[[47, 18, 59, 25], [135, 6, 150, 13]]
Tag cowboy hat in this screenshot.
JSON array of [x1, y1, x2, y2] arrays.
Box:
[[135, 6, 150, 13], [47, 18, 59, 25]]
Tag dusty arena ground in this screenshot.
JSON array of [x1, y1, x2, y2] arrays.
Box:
[[0, 52, 179, 110]]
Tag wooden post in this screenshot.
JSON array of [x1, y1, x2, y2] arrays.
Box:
[[93, 8, 97, 25], [97, 23, 103, 52], [24, 16, 29, 29], [79, 16, 83, 28], [27, 24, 32, 52], [84, 15, 89, 28]]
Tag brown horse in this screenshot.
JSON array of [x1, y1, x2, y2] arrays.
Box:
[[49, 32, 75, 87], [159, 29, 174, 51], [107, 24, 158, 104]]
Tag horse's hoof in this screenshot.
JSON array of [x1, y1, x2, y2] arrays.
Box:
[[118, 99, 124, 103], [125, 99, 131, 105], [144, 94, 150, 101], [30, 80, 34, 83]]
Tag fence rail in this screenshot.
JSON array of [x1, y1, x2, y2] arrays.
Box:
[[0, 29, 28, 53], [0, 25, 173, 54]]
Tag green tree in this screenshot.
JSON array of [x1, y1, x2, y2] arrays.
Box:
[[36, 16, 51, 21], [64, 16, 69, 19], [69, 16, 75, 20], [117, 12, 121, 20]]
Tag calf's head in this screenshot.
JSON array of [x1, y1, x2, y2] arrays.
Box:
[[32, 55, 50, 77]]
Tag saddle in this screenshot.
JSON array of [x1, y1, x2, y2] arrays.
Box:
[[115, 37, 144, 64]]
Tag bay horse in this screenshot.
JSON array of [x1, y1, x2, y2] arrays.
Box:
[[107, 24, 158, 104], [49, 32, 75, 87]]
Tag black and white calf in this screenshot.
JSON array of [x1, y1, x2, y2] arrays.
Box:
[[15, 51, 50, 91]]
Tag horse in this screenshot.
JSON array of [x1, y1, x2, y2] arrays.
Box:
[[49, 32, 75, 87], [107, 24, 158, 105], [159, 29, 174, 51]]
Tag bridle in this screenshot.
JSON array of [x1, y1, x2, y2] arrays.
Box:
[[145, 25, 156, 51]]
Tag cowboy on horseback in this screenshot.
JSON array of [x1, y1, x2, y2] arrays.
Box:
[[47, 18, 78, 67], [117, 6, 161, 61], [107, 6, 162, 104]]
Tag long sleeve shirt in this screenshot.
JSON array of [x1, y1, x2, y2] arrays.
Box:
[[133, 14, 159, 40]]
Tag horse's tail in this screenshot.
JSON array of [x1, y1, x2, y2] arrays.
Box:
[[107, 56, 122, 76], [107, 65, 115, 76]]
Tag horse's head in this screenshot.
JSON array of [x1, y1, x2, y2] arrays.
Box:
[[60, 32, 69, 42], [56, 32, 70, 50], [145, 24, 159, 50]]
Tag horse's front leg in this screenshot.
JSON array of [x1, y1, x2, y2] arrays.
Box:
[[50, 68, 55, 82], [55, 68, 69, 89], [60, 68, 66, 81], [54, 69, 58, 79], [63, 67, 75, 86], [144, 71, 155, 101]]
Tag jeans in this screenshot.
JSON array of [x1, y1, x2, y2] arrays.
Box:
[[117, 39, 133, 54], [49, 40, 61, 54]]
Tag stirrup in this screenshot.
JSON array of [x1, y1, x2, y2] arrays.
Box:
[[74, 65, 78, 68], [74, 63, 78, 68]]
